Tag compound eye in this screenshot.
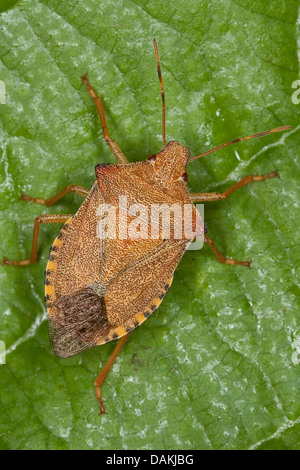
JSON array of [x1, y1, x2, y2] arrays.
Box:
[[148, 154, 156, 162], [181, 172, 188, 182]]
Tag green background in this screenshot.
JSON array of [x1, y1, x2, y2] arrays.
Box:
[[0, 0, 299, 450]]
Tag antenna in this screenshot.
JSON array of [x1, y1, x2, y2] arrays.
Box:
[[153, 39, 166, 146], [189, 126, 291, 163]]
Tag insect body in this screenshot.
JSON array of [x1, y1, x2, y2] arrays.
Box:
[[2, 40, 290, 414], [46, 145, 198, 359]]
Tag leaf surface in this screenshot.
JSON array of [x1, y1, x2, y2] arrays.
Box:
[[0, 0, 299, 450]]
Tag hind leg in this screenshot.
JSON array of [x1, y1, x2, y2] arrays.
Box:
[[204, 235, 251, 268], [94, 332, 132, 414]]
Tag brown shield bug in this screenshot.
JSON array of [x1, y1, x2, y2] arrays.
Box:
[[2, 39, 290, 414]]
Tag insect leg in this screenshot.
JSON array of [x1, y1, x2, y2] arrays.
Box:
[[94, 332, 132, 415], [204, 235, 251, 268], [189, 171, 279, 202], [81, 74, 129, 164], [20, 185, 89, 206], [2, 214, 72, 266]]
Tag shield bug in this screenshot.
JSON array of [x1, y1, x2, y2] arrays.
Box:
[[2, 39, 290, 414]]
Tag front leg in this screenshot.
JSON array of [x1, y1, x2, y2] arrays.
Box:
[[81, 74, 129, 165], [20, 185, 89, 206], [190, 171, 279, 202]]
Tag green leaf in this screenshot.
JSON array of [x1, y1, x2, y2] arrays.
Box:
[[0, 0, 299, 450]]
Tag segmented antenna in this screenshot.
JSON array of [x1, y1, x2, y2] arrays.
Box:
[[153, 39, 166, 146], [189, 126, 291, 162]]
